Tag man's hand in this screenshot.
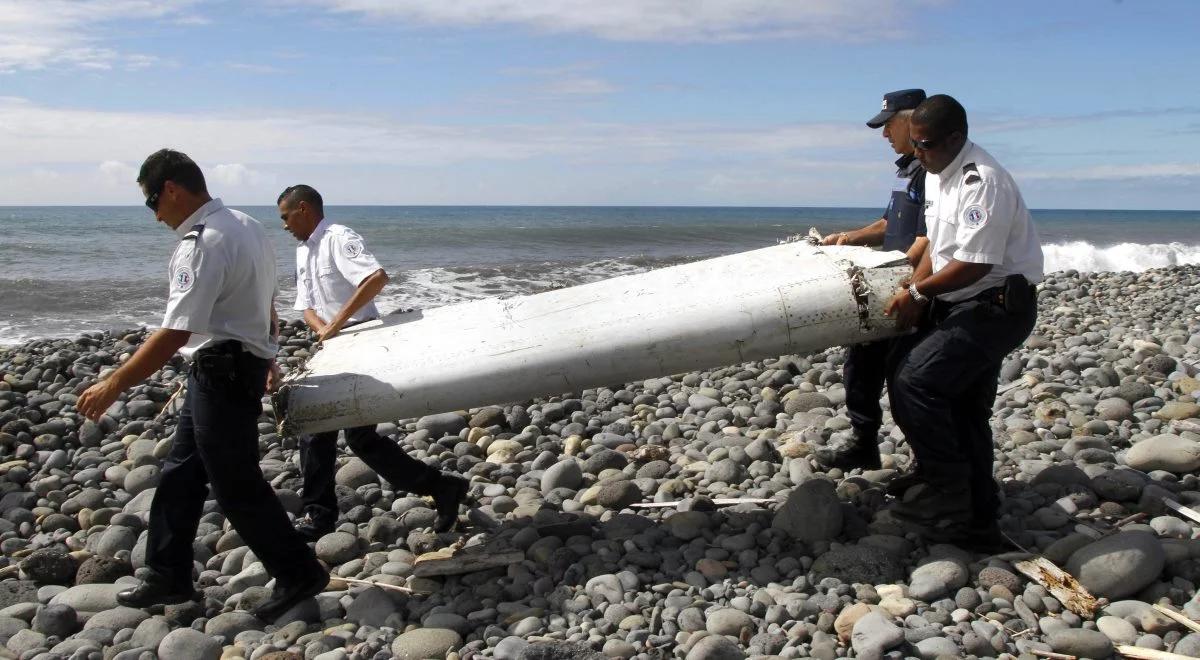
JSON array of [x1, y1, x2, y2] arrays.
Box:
[[821, 232, 852, 246], [317, 319, 344, 343], [266, 361, 282, 393], [884, 288, 929, 330], [77, 379, 123, 422]]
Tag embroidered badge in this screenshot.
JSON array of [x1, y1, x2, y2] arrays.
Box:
[[881, 97, 888, 110], [174, 266, 195, 292], [964, 204, 987, 229], [342, 240, 364, 259]]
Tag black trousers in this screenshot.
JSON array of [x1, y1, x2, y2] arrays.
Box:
[[299, 425, 440, 527], [146, 349, 320, 588], [842, 338, 894, 439], [889, 291, 1037, 523]]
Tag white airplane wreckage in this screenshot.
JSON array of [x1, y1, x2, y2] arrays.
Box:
[[275, 233, 913, 436]]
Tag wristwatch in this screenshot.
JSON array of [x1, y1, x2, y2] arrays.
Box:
[[907, 282, 929, 304]]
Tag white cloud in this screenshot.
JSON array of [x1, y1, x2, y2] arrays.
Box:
[[98, 160, 138, 186], [227, 62, 285, 74], [297, 0, 939, 42], [1018, 163, 1200, 182], [0, 0, 194, 72], [211, 163, 275, 187]]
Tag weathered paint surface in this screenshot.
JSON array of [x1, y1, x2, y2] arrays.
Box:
[[279, 241, 912, 435]]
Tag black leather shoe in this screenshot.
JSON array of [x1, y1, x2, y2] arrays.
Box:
[[116, 579, 199, 608], [432, 475, 469, 533], [251, 570, 328, 622], [884, 469, 925, 497]]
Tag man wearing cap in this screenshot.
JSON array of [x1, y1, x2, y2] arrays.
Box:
[[882, 94, 1043, 548], [815, 88, 929, 471]]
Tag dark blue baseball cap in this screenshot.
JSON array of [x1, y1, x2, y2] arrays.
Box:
[[867, 88, 927, 128]]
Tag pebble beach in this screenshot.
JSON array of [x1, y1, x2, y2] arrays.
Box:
[[1, 264, 1200, 660]]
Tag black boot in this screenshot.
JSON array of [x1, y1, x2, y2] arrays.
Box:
[[294, 513, 335, 543], [431, 474, 469, 533], [814, 431, 882, 471], [887, 460, 973, 531], [884, 467, 925, 497]]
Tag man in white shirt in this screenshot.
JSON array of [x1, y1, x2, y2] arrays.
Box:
[[882, 95, 1043, 548], [279, 185, 469, 540], [77, 149, 326, 621]]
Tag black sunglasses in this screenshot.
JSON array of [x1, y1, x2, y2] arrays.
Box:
[[145, 182, 164, 211], [910, 135, 945, 151]]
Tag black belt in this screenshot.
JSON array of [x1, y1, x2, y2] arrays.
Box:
[[935, 275, 1036, 319], [193, 340, 266, 377]]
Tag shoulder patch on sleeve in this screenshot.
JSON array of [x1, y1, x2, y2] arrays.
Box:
[[963, 204, 987, 229], [173, 266, 195, 292], [342, 239, 364, 259]]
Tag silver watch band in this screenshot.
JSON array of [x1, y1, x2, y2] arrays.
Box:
[[908, 282, 928, 304]]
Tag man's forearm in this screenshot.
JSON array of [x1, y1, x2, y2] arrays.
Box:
[[303, 309, 327, 334], [108, 328, 191, 390], [846, 218, 888, 246], [913, 259, 992, 298], [328, 270, 388, 329]]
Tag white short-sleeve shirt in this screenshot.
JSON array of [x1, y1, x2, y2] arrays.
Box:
[[924, 140, 1044, 302], [293, 219, 383, 324], [162, 199, 279, 359]]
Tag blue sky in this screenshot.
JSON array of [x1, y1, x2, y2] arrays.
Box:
[[1, 0, 1198, 208]]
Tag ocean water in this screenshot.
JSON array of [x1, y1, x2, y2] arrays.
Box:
[[1, 205, 1197, 345]]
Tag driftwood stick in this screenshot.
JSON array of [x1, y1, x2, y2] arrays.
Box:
[[1115, 646, 1200, 660], [630, 498, 777, 509], [1013, 556, 1099, 619], [331, 577, 414, 594], [1029, 649, 1077, 660], [1152, 603, 1200, 635]]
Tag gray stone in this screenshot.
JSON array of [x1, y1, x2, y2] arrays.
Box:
[[1095, 397, 1133, 421], [204, 611, 262, 644], [541, 460, 582, 495], [494, 636, 530, 660], [416, 413, 467, 438], [909, 558, 969, 602], [344, 586, 396, 628], [390, 628, 462, 660], [914, 636, 960, 659], [705, 607, 753, 635], [335, 458, 377, 489], [314, 531, 360, 565], [851, 611, 905, 656], [83, 606, 148, 632], [123, 464, 160, 496], [1047, 628, 1114, 659], [705, 458, 746, 484], [19, 550, 75, 585], [1065, 531, 1166, 599], [773, 479, 842, 541], [1096, 615, 1138, 645], [48, 583, 123, 614], [685, 635, 747, 660], [32, 604, 77, 638], [93, 524, 139, 557], [596, 480, 641, 509], [1125, 434, 1200, 473], [157, 627, 221, 660], [131, 616, 171, 649], [810, 546, 904, 585]]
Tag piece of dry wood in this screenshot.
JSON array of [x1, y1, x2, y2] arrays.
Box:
[[1114, 512, 1149, 528], [1164, 499, 1200, 526], [1115, 645, 1200, 660], [154, 382, 186, 422], [1030, 649, 1077, 660], [1152, 603, 1200, 635], [1013, 556, 1099, 619], [629, 498, 776, 509], [412, 545, 524, 577], [329, 576, 414, 594]]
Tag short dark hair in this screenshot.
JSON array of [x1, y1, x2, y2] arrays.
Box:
[[137, 149, 207, 195], [912, 94, 968, 137], [277, 184, 324, 214]]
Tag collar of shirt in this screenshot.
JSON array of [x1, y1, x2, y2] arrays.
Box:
[[305, 217, 333, 247], [933, 140, 975, 190], [174, 198, 224, 238], [895, 154, 921, 176]]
